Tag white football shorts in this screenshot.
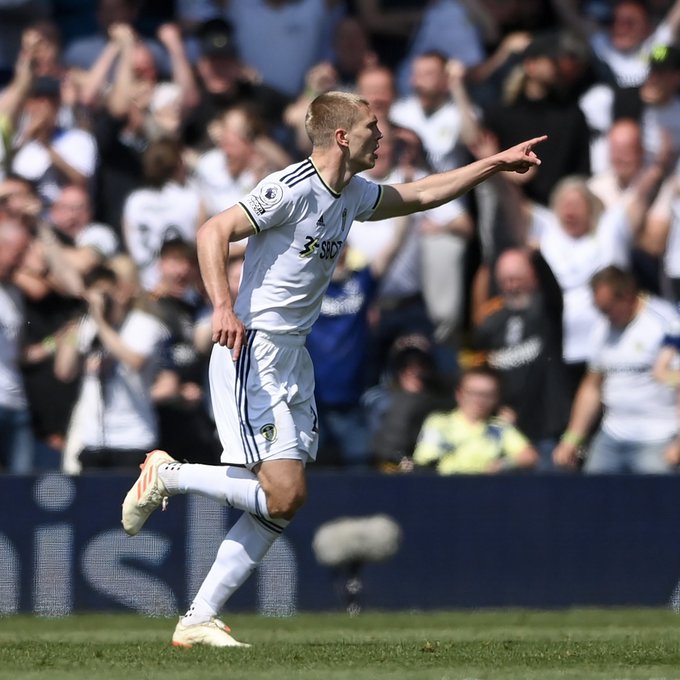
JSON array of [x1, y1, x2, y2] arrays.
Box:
[[208, 329, 319, 469]]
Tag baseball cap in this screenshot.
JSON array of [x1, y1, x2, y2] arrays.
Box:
[[198, 18, 237, 58], [649, 44, 680, 72]]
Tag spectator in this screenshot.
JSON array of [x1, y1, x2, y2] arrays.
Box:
[[49, 184, 119, 273], [55, 258, 169, 472], [80, 19, 198, 114], [393, 0, 487, 96], [589, 118, 672, 294], [0, 0, 51, 85], [331, 15, 378, 92], [92, 22, 195, 231], [588, 119, 647, 208], [472, 248, 571, 470], [418, 201, 474, 352], [151, 238, 221, 466], [353, 0, 424, 69], [228, 0, 345, 99], [182, 18, 291, 152], [553, 265, 679, 474], [642, 168, 680, 303], [637, 43, 680, 162], [283, 62, 339, 158], [539, 168, 670, 382], [194, 104, 288, 218], [551, 0, 680, 89], [355, 64, 429, 169], [0, 218, 33, 473], [11, 75, 97, 209], [0, 21, 66, 152], [368, 338, 453, 470], [123, 137, 205, 291], [63, 0, 172, 77], [390, 52, 481, 174], [356, 64, 396, 123], [345, 122, 435, 382], [483, 31, 591, 206], [305, 223, 409, 468], [411, 365, 538, 474]]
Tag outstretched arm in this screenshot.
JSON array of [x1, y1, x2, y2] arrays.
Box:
[[371, 136, 546, 221], [196, 204, 254, 360]]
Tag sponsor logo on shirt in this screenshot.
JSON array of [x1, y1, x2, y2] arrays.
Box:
[[298, 236, 344, 260]]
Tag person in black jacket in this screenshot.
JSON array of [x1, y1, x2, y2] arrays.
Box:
[[483, 32, 591, 206], [472, 247, 571, 471]]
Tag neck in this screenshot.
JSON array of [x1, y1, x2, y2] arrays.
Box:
[[310, 149, 354, 194]]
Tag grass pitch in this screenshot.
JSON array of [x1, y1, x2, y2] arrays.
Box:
[[1, 609, 680, 680]]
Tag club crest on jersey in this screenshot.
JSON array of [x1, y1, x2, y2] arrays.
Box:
[[260, 423, 278, 442], [259, 182, 284, 207]]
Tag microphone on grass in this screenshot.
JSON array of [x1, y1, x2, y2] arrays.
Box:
[[312, 514, 402, 616]]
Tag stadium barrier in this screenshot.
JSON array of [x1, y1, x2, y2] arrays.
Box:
[[3, 472, 680, 615]]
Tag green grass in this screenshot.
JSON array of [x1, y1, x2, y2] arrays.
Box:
[[1, 609, 680, 680]]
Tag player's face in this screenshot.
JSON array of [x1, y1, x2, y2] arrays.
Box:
[[347, 105, 382, 172]]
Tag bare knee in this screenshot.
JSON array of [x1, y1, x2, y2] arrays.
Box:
[[257, 459, 307, 520], [267, 485, 306, 520]]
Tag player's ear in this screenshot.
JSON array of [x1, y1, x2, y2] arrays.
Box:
[[335, 127, 349, 148]]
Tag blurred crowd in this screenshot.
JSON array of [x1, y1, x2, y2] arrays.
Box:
[[3, 0, 680, 476]]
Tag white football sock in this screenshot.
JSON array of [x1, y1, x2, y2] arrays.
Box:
[[160, 463, 271, 519], [182, 512, 289, 624]]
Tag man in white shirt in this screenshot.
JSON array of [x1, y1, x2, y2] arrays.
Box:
[[55, 261, 169, 471], [0, 219, 33, 473], [121, 90, 546, 648], [553, 265, 679, 473], [390, 52, 480, 174]]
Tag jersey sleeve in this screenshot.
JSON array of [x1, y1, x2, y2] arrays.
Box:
[[350, 175, 383, 222], [238, 178, 301, 234]]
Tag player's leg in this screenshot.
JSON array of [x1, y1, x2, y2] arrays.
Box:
[[122, 341, 267, 535], [172, 458, 305, 647]]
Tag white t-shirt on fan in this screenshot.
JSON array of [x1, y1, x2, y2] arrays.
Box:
[[589, 296, 679, 442], [76, 309, 168, 450]]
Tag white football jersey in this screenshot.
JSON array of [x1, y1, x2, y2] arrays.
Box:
[[235, 158, 382, 334]]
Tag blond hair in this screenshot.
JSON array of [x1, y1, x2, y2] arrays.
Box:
[[549, 175, 604, 232], [304, 91, 369, 149]]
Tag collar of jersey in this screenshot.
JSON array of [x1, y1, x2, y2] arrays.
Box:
[[308, 157, 341, 199]]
